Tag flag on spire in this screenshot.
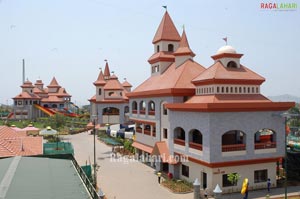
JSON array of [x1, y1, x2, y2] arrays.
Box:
[[223, 37, 228, 45], [162, 5, 167, 10]]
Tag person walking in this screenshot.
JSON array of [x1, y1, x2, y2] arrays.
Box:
[[243, 183, 249, 199], [157, 172, 161, 184], [267, 178, 271, 193]]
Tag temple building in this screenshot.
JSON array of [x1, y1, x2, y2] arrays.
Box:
[[89, 61, 132, 125], [127, 11, 294, 192], [12, 77, 72, 119]]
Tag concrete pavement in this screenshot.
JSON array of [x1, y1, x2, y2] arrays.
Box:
[[63, 132, 193, 199], [63, 132, 300, 199]]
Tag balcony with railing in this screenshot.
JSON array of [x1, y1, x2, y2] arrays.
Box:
[[144, 129, 151, 136], [136, 127, 142, 133], [148, 111, 155, 116], [132, 110, 138, 114], [174, 138, 185, 146], [189, 142, 203, 151], [255, 142, 276, 149], [140, 110, 146, 115], [222, 144, 246, 152]]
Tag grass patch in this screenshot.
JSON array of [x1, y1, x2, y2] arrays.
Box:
[[161, 179, 193, 193]]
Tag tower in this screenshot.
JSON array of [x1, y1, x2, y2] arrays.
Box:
[[174, 29, 195, 67], [93, 69, 106, 102], [148, 11, 181, 75]]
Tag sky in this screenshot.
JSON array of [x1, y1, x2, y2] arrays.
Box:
[[0, 0, 299, 107]]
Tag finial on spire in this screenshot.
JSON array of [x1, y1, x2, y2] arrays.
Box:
[[182, 24, 185, 30], [124, 78, 127, 81], [111, 71, 114, 74], [99, 67, 102, 71], [222, 37, 228, 45], [104, 59, 107, 62], [162, 5, 167, 10]]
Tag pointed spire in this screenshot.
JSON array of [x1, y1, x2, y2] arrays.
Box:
[[122, 78, 132, 87], [152, 11, 181, 44], [47, 77, 60, 88], [174, 29, 195, 57], [93, 69, 106, 86], [103, 60, 110, 80]]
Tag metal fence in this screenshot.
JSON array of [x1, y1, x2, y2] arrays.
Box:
[[43, 142, 74, 155]]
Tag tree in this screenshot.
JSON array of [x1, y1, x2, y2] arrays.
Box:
[[227, 173, 240, 186]]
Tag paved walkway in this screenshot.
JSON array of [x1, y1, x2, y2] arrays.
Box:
[[63, 133, 300, 199], [63, 132, 192, 199]]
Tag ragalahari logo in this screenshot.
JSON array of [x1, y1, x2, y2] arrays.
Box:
[[260, 2, 298, 11]]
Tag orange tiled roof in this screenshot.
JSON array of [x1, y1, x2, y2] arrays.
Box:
[[57, 88, 71, 97], [33, 87, 45, 94], [94, 70, 106, 86], [47, 77, 61, 88], [103, 74, 124, 90], [122, 80, 132, 87], [34, 79, 44, 86], [152, 11, 181, 44], [104, 62, 110, 77], [21, 80, 35, 88], [174, 30, 195, 57], [166, 95, 294, 112], [151, 141, 177, 164], [13, 91, 40, 100], [192, 61, 265, 85], [185, 94, 271, 104], [0, 126, 43, 158], [148, 51, 175, 64], [41, 95, 64, 103], [128, 59, 205, 97]]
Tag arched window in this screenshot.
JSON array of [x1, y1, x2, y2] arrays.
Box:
[[252, 87, 255, 93], [217, 87, 220, 93], [235, 87, 238, 93], [139, 101, 146, 114], [221, 87, 224, 93], [168, 44, 174, 52], [52, 104, 57, 108], [148, 101, 155, 115], [174, 127, 185, 146], [230, 87, 233, 93], [227, 61, 238, 68], [124, 106, 129, 114], [222, 130, 246, 152], [98, 88, 102, 95], [157, 45, 160, 52], [103, 107, 119, 115], [254, 129, 276, 149], [132, 101, 137, 113], [189, 129, 203, 150], [239, 87, 242, 93], [256, 87, 259, 93]]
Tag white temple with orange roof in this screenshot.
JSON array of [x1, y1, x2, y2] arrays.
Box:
[[12, 77, 72, 119], [89, 61, 132, 125], [127, 11, 294, 192]]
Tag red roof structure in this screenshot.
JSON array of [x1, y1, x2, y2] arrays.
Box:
[[174, 29, 195, 57], [192, 62, 265, 86], [128, 59, 205, 97], [152, 11, 181, 44], [0, 126, 43, 158]]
